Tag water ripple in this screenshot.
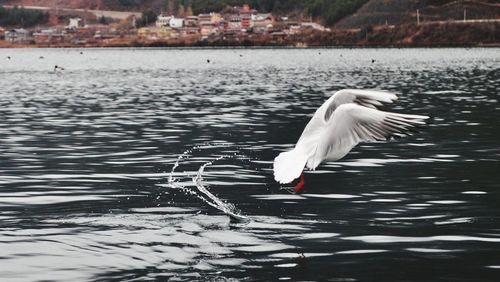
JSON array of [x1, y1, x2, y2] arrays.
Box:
[[0, 48, 499, 281]]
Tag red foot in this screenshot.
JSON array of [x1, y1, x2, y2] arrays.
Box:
[[294, 172, 305, 193]]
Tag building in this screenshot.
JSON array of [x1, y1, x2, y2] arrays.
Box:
[[169, 18, 184, 28], [251, 14, 275, 33], [157, 28, 177, 39], [156, 15, 172, 27], [300, 22, 328, 32], [33, 29, 65, 43], [252, 14, 274, 25], [253, 23, 273, 33], [181, 27, 200, 37], [184, 16, 199, 27], [68, 18, 84, 30], [287, 25, 302, 35], [200, 25, 219, 36], [198, 13, 223, 36], [5, 29, 30, 42], [241, 14, 251, 29], [137, 27, 150, 38], [94, 29, 114, 40], [227, 15, 242, 31], [155, 16, 184, 29], [73, 27, 94, 39], [198, 13, 211, 25], [198, 13, 222, 25], [138, 27, 179, 40], [218, 19, 228, 31]]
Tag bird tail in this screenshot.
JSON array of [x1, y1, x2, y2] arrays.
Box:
[[273, 148, 308, 184]]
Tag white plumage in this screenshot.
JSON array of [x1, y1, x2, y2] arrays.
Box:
[[273, 89, 429, 184]]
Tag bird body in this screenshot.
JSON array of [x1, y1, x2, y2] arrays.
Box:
[[53, 65, 65, 72], [273, 89, 429, 185]]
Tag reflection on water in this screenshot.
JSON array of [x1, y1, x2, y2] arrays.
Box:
[[0, 48, 499, 281]]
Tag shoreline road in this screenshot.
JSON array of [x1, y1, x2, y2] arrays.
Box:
[[2, 5, 142, 20]]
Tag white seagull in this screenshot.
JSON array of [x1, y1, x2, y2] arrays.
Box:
[[273, 89, 429, 192]]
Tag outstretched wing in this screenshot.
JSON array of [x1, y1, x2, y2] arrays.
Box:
[[324, 89, 398, 121], [307, 103, 429, 169], [296, 89, 398, 149]]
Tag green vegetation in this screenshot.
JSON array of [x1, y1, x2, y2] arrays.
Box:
[[115, 0, 147, 6], [99, 16, 109, 25], [320, 0, 370, 25], [0, 6, 49, 27], [137, 9, 158, 27]]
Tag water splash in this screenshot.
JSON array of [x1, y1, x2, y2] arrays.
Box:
[[193, 156, 248, 221], [168, 147, 195, 183], [166, 143, 249, 221]]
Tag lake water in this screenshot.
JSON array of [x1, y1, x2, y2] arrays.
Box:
[[0, 48, 499, 281]]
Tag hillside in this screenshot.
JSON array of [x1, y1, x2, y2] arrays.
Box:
[[2, 0, 164, 11], [3, 0, 499, 29], [3, 0, 369, 25], [336, 0, 500, 29]]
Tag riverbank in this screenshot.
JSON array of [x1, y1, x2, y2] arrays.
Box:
[[1, 21, 498, 48]]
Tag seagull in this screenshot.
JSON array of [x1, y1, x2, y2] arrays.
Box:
[[53, 65, 65, 72], [273, 89, 429, 193]]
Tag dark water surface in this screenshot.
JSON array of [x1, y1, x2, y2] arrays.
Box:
[[0, 48, 499, 281]]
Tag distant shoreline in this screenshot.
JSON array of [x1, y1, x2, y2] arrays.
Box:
[[2, 18, 498, 49], [1, 43, 499, 49]]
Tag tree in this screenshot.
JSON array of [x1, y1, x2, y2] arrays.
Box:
[[167, 0, 175, 15], [99, 16, 108, 25], [137, 10, 158, 27], [0, 6, 49, 27], [186, 5, 193, 17], [178, 4, 185, 17]]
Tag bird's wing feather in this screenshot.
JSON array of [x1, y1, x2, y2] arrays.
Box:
[[273, 148, 309, 184], [296, 89, 398, 150], [308, 103, 429, 169], [324, 89, 398, 121]]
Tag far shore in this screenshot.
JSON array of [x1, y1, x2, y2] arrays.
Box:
[[3, 21, 498, 49], [1, 41, 499, 49]]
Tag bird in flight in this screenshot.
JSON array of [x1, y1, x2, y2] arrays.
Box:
[[273, 89, 429, 193]]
